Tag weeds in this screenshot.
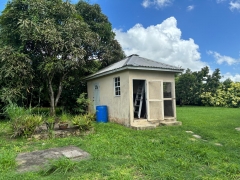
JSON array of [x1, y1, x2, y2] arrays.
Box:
[[42, 157, 78, 175]]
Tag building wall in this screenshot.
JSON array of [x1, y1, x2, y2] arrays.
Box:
[[128, 70, 176, 125], [87, 69, 177, 127], [87, 70, 131, 126]]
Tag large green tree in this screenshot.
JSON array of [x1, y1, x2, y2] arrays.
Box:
[[75, 1, 125, 68], [0, 0, 124, 115], [176, 67, 208, 105], [176, 66, 221, 106]]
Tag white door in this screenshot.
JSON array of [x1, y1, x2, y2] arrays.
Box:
[[147, 80, 164, 121], [93, 83, 100, 111]]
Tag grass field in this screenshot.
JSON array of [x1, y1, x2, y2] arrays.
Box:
[[0, 106, 240, 179]]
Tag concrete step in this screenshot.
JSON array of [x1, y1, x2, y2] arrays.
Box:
[[131, 123, 157, 130], [131, 120, 159, 130], [160, 121, 182, 126], [164, 117, 176, 122]]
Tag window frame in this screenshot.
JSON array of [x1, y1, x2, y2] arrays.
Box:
[[114, 77, 121, 96]]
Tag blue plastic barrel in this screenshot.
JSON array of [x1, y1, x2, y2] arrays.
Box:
[[96, 105, 108, 123]]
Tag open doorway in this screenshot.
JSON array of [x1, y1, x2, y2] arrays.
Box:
[[133, 80, 146, 119]]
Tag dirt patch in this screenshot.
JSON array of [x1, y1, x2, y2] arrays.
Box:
[[16, 146, 90, 172]]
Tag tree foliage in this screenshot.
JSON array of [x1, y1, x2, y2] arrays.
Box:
[[0, 0, 125, 115], [75, 1, 125, 67], [201, 82, 240, 107], [176, 67, 222, 106]]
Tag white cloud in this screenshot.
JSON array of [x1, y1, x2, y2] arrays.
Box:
[[114, 17, 207, 71], [222, 72, 240, 82], [229, 1, 240, 11], [142, 0, 173, 8], [187, 5, 195, 11], [207, 51, 238, 65]]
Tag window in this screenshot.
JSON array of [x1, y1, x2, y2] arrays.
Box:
[[114, 77, 121, 96], [163, 82, 172, 98], [163, 82, 174, 117]]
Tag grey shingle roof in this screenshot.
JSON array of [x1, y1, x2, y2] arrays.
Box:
[[85, 54, 184, 80]]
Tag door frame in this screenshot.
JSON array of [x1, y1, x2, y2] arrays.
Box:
[[146, 80, 164, 121], [93, 82, 100, 112], [132, 79, 147, 121]]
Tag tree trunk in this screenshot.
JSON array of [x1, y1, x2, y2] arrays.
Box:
[[55, 74, 66, 107], [48, 74, 66, 116], [48, 76, 55, 116]]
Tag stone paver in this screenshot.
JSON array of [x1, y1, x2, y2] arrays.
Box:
[[214, 143, 223, 146], [16, 146, 90, 172], [235, 127, 240, 131], [192, 134, 201, 139]]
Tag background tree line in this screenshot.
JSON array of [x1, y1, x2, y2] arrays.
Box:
[[0, 0, 125, 116], [175, 66, 240, 107]]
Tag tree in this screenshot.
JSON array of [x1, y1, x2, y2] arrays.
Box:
[[0, 46, 32, 104], [175, 69, 196, 106], [203, 68, 221, 94], [175, 66, 221, 106], [222, 78, 233, 90], [0, 0, 100, 115], [176, 67, 209, 106], [75, 1, 125, 68]]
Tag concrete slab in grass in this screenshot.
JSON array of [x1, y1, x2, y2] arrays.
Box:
[[16, 146, 90, 173]]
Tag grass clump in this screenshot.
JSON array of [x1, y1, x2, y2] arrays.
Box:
[[4, 104, 43, 137], [0, 148, 16, 172], [42, 157, 79, 175]]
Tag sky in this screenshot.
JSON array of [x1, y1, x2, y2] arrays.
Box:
[[1, 0, 240, 81]]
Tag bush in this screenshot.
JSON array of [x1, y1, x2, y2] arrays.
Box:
[[75, 93, 91, 114], [201, 82, 240, 107], [45, 116, 56, 130], [11, 114, 43, 137], [60, 113, 70, 123], [72, 113, 95, 131], [4, 104, 43, 137], [31, 107, 63, 116]]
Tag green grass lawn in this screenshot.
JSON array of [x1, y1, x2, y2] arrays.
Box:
[[0, 106, 240, 179]]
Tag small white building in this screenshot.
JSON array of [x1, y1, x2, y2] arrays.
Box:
[[85, 54, 184, 129]]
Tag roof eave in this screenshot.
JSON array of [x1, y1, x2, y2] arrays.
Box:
[[84, 66, 184, 81]]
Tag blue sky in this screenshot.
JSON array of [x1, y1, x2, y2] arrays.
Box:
[[1, 0, 240, 81]]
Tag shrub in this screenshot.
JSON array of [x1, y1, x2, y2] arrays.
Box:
[[45, 116, 56, 130], [31, 107, 63, 116], [60, 113, 70, 123], [11, 114, 43, 137], [201, 82, 240, 107], [3, 103, 30, 120], [4, 104, 43, 137], [72, 113, 95, 131], [75, 93, 91, 114]]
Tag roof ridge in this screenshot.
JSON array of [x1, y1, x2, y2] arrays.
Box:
[[123, 56, 132, 66]]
